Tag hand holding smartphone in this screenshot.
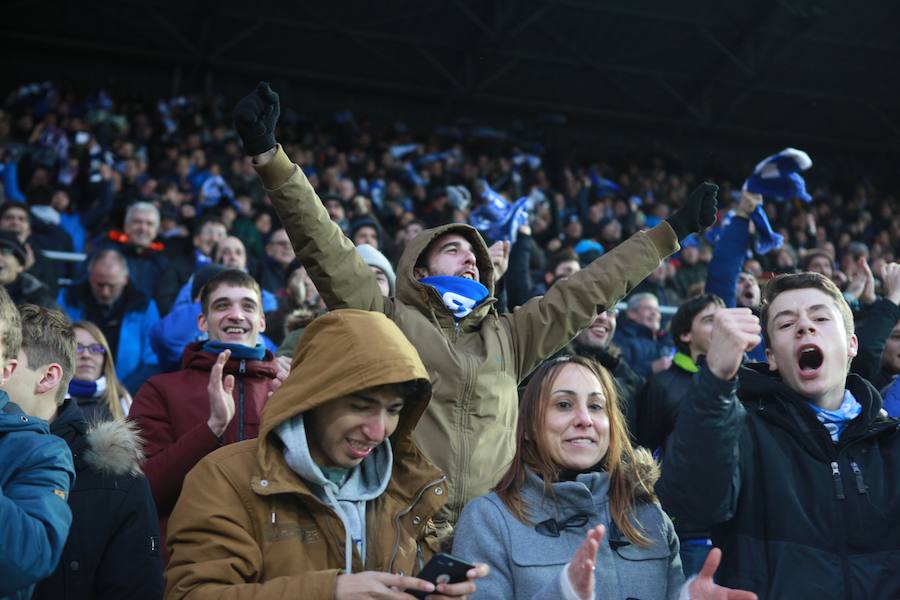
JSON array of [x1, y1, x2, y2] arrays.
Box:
[[410, 552, 476, 599]]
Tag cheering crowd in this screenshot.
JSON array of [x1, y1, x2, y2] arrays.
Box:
[[1, 80, 899, 600]]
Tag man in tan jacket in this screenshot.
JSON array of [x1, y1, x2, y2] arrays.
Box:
[[166, 309, 488, 600], [233, 83, 718, 521]]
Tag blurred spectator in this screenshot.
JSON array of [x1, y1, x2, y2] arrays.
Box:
[[58, 249, 160, 393], [257, 227, 295, 294], [0, 230, 57, 309], [165, 215, 227, 292], [91, 202, 176, 314], [613, 293, 674, 378], [68, 320, 133, 422]]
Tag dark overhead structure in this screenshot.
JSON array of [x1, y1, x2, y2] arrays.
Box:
[[5, 0, 900, 155]]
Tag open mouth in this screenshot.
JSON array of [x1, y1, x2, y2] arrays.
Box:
[[797, 344, 824, 377], [346, 438, 375, 458], [459, 270, 477, 280], [223, 327, 248, 335]]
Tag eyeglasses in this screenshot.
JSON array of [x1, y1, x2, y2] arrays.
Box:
[[76, 343, 106, 355]]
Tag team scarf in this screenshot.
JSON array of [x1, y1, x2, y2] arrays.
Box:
[[201, 340, 266, 360], [68, 375, 108, 398], [420, 276, 489, 320], [806, 389, 862, 442]]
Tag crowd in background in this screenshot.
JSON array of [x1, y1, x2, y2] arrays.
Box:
[[2, 79, 900, 600]]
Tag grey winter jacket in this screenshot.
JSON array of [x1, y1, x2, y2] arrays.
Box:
[[452, 466, 684, 600]]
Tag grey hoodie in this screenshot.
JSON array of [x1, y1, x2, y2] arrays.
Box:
[[276, 414, 393, 573]]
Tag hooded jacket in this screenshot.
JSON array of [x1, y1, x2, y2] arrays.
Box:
[[33, 400, 163, 600], [255, 146, 679, 520], [128, 341, 279, 560], [0, 390, 75, 600], [452, 449, 683, 600], [165, 310, 447, 600], [658, 363, 900, 599]]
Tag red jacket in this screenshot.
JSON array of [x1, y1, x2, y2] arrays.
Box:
[[129, 342, 278, 560]]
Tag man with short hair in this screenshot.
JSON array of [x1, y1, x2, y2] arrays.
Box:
[[613, 292, 674, 378], [0, 291, 74, 600], [165, 309, 488, 600], [658, 273, 900, 598], [234, 83, 717, 521], [58, 249, 160, 392], [129, 269, 283, 561], [5, 305, 164, 600], [94, 202, 176, 313]]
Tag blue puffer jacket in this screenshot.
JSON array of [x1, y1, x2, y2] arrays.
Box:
[[613, 317, 673, 379], [0, 391, 76, 600], [58, 282, 160, 393]]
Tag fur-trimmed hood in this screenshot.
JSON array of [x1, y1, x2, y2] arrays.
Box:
[[625, 446, 661, 504], [84, 419, 146, 477], [51, 399, 145, 477]]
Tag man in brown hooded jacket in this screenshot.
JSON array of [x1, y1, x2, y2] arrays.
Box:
[[233, 83, 718, 521], [165, 309, 487, 600]]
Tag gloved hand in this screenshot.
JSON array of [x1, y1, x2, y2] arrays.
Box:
[[232, 82, 280, 156], [666, 182, 718, 241]]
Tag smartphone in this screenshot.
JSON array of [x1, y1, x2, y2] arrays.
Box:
[[410, 552, 475, 599]]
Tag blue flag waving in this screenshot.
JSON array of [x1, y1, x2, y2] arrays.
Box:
[[469, 180, 530, 244], [742, 148, 813, 254]]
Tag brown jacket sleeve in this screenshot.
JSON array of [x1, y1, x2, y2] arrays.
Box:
[[254, 146, 385, 314], [501, 222, 679, 380]]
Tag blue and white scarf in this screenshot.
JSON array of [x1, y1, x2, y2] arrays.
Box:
[[421, 276, 489, 320], [806, 390, 862, 442]]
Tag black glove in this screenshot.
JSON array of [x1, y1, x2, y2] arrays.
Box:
[[666, 182, 718, 241], [232, 82, 280, 156]]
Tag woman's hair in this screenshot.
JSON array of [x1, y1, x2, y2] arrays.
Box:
[[73, 321, 132, 420], [494, 355, 654, 546]]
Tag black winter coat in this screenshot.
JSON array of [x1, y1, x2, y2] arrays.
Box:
[[658, 364, 900, 599], [33, 400, 163, 600]]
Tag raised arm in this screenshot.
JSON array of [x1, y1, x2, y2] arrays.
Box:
[[850, 262, 900, 381], [233, 83, 383, 312], [706, 192, 760, 308]]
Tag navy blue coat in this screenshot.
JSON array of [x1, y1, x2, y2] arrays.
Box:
[[33, 400, 163, 600], [658, 364, 900, 599]]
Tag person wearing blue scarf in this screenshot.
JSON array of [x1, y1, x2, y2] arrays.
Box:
[[234, 81, 718, 525], [128, 269, 283, 562], [658, 272, 900, 598]]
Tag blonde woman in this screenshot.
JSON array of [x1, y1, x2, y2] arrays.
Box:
[[452, 355, 755, 600], [68, 321, 132, 421]]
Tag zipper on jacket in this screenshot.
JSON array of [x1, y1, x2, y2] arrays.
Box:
[[849, 460, 868, 495], [830, 461, 845, 500], [238, 360, 246, 441], [387, 476, 446, 573]]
